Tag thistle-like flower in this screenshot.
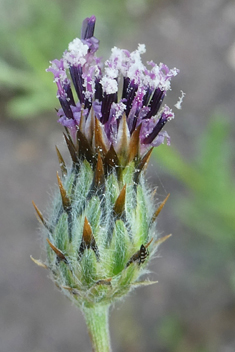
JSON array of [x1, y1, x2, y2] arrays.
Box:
[[32, 16, 180, 352]]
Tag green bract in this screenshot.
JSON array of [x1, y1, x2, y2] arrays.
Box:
[[33, 148, 169, 308]]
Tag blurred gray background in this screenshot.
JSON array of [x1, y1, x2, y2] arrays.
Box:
[[1, 0, 235, 351]]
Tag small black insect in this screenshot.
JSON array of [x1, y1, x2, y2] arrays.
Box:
[[126, 243, 149, 267], [139, 244, 149, 264]]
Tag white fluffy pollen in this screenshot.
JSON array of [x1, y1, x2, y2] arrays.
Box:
[[175, 90, 185, 110], [137, 44, 146, 54], [100, 76, 118, 94], [63, 38, 89, 67]]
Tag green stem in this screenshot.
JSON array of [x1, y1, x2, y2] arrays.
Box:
[[83, 305, 111, 352]]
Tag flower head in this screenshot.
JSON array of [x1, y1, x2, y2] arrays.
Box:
[[33, 16, 180, 312], [47, 16, 179, 164]]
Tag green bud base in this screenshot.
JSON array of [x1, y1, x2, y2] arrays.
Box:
[[32, 136, 170, 351]]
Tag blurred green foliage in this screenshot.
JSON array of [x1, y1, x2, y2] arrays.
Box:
[[157, 314, 209, 352], [0, 0, 151, 118], [154, 115, 235, 269], [153, 115, 235, 350], [158, 314, 184, 350]]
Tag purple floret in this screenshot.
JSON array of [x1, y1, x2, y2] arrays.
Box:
[[47, 16, 179, 152]]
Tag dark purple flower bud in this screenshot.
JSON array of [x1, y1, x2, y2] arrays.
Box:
[[59, 97, 74, 120], [69, 66, 84, 104], [95, 78, 103, 101], [124, 80, 138, 117], [81, 16, 96, 40], [100, 92, 117, 124], [144, 88, 165, 120], [142, 105, 174, 145]]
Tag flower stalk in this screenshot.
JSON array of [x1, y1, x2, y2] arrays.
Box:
[[31, 15, 181, 352], [83, 305, 111, 352]]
